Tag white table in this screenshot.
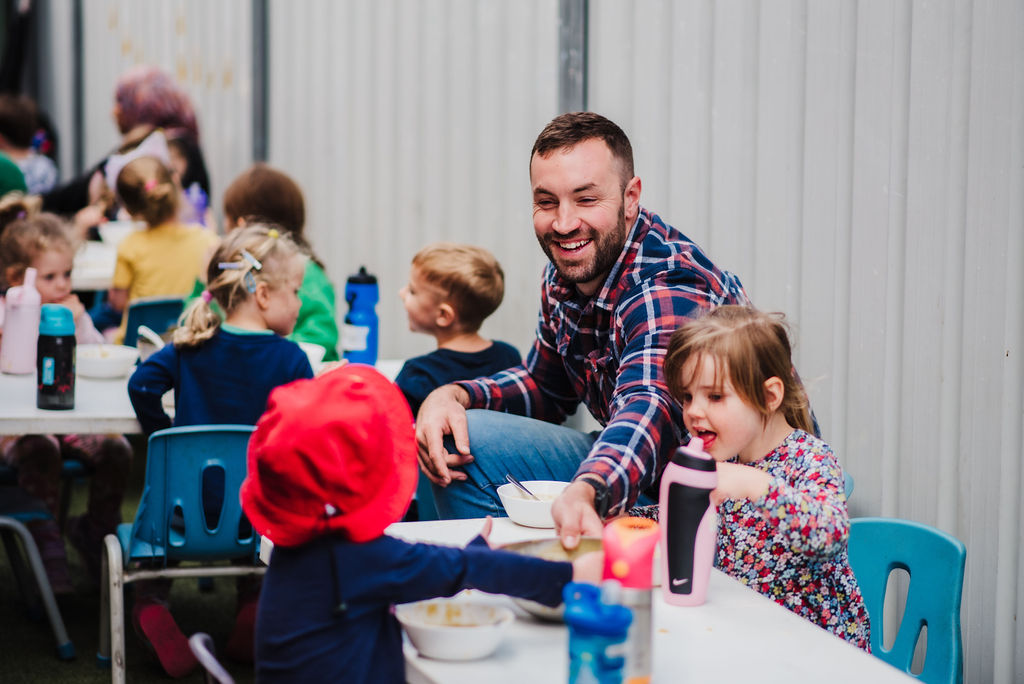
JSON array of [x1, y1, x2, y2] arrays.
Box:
[[0, 371, 140, 435], [261, 517, 913, 684]]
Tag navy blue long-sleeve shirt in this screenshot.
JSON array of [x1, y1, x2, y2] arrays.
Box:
[[255, 533, 572, 683], [394, 340, 521, 415], [128, 327, 313, 434]]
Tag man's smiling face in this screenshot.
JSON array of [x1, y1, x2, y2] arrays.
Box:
[[530, 138, 639, 296]]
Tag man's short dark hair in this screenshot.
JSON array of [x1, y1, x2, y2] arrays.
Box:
[[531, 112, 634, 187]]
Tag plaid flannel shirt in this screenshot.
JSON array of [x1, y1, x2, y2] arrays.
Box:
[[457, 207, 749, 514]]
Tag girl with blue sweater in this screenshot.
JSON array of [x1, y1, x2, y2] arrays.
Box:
[[127, 224, 313, 677]]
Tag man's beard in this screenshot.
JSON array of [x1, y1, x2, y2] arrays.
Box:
[[538, 200, 628, 289]]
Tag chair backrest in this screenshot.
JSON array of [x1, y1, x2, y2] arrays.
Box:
[[188, 632, 235, 684], [843, 471, 855, 499], [126, 425, 256, 563], [847, 517, 966, 684], [123, 296, 185, 347]]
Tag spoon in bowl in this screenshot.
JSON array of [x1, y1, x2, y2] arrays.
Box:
[[505, 473, 540, 501]]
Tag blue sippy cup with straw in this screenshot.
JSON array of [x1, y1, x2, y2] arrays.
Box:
[[564, 581, 632, 684]]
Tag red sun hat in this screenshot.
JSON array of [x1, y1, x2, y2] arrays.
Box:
[[240, 363, 417, 547]]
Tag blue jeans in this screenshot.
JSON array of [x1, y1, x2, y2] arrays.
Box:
[[429, 410, 599, 519]]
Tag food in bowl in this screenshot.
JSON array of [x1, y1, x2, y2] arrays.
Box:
[[396, 599, 513, 660], [498, 537, 602, 620], [76, 344, 140, 378], [496, 480, 570, 528]]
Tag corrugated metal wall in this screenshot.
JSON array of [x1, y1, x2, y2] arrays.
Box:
[[587, 2, 1023, 682], [78, 0, 253, 217], [45, 1, 1022, 681], [266, 0, 559, 361]]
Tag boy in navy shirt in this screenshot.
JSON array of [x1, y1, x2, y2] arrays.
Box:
[[241, 364, 601, 684], [396, 243, 522, 520], [395, 242, 521, 416]]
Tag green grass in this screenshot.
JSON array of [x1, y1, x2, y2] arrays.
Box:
[[0, 436, 256, 683]]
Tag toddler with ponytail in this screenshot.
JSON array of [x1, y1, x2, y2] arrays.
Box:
[[106, 146, 217, 343], [126, 224, 313, 675]]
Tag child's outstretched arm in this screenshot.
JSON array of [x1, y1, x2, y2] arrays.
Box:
[[473, 516, 603, 584]]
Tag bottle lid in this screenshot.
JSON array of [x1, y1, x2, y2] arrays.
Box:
[[671, 436, 717, 471], [347, 265, 377, 285], [39, 304, 75, 336], [563, 582, 632, 636]]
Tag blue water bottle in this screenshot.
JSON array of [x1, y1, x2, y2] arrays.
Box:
[[342, 266, 379, 365], [564, 582, 632, 684]]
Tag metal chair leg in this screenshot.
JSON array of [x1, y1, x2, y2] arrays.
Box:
[[0, 517, 75, 659], [100, 533, 127, 683]]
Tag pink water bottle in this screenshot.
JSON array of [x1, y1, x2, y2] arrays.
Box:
[[659, 436, 717, 606], [1, 267, 42, 374]]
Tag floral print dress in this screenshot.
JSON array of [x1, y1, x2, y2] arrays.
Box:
[[715, 430, 870, 649]]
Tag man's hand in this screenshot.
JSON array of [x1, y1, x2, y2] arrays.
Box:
[[551, 479, 605, 549], [415, 384, 473, 486]]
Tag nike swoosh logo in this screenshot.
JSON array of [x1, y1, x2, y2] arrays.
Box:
[[671, 578, 690, 587]]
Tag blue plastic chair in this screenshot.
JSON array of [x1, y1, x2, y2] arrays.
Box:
[[843, 471, 855, 499], [98, 425, 263, 683], [122, 295, 185, 347], [847, 517, 966, 684], [0, 486, 75, 660]]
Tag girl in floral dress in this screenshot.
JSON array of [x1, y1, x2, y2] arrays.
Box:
[[661, 304, 870, 649]]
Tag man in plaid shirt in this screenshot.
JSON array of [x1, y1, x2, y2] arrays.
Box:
[[416, 112, 749, 547]]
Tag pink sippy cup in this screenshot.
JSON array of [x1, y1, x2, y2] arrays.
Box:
[[1, 267, 42, 374], [659, 436, 718, 606]]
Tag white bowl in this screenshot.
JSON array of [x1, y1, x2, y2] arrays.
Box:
[[396, 599, 513, 661], [77, 344, 140, 378], [496, 480, 570, 528]]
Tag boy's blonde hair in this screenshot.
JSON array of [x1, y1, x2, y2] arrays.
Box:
[[411, 242, 505, 330], [116, 155, 179, 227], [174, 224, 307, 348], [663, 305, 814, 434]]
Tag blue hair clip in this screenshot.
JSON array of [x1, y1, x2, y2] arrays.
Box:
[[240, 249, 263, 272], [218, 262, 243, 270], [244, 271, 258, 293]]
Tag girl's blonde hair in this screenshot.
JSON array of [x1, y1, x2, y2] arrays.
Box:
[[173, 224, 306, 348], [663, 305, 814, 433], [116, 155, 179, 227], [0, 199, 76, 289]]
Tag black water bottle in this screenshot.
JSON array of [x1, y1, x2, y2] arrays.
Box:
[[37, 304, 76, 410]]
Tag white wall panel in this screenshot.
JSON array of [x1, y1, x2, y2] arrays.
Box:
[[77, 0, 252, 213], [589, 1, 1024, 681], [267, 0, 560, 361]]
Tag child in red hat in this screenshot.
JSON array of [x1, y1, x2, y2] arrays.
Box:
[[241, 363, 601, 683]]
